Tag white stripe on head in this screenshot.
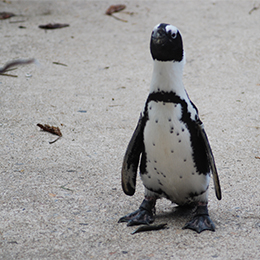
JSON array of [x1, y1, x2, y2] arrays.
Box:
[[165, 25, 178, 37]]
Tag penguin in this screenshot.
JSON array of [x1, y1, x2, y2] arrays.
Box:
[[118, 23, 222, 233]]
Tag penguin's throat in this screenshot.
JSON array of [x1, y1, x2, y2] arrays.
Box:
[[150, 60, 185, 95]]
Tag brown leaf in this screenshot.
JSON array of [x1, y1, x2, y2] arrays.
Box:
[[105, 4, 126, 15], [39, 23, 69, 30], [0, 12, 15, 20], [37, 124, 62, 137], [0, 59, 35, 74]]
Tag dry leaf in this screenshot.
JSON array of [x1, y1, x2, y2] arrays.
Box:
[[105, 4, 126, 15], [39, 23, 69, 30], [0, 59, 35, 74], [0, 12, 15, 20], [37, 124, 62, 136]]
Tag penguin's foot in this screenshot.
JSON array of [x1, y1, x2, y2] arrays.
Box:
[[182, 205, 215, 233], [118, 198, 156, 226]]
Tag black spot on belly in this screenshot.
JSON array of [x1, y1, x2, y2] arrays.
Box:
[[153, 143, 155, 146], [144, 91, 210, 176], [182, 128, 185, 132], [156, 171, 160, 175], [154, 160, 157, 163], [184, 159, 187, 162], [154, 167, 157, 171], [188, 186, 209, 198], [168, 118, 172, 122], [149, 106, 152, 110], [148, 175, 151, 178], [155, 119, 158, 123], [174, 104, 177, 107], [192, 172, 195, 175], [158, 179, 163, 186], [176, 132, 179, 136], [180, 176, 182, 179], [178, 139, 181, 143], [160, 172, 166, 178], [171, 150, 174, 153], [170, 130, 173, 134]]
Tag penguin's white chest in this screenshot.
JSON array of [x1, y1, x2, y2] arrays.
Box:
[[142, 101, 210, 205]]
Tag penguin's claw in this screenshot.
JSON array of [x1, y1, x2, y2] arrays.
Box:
[[118, 208, 154, 226], [183, 214, 215, 233]]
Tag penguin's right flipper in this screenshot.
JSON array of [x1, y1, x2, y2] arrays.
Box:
[[121, 114, 145, 196]]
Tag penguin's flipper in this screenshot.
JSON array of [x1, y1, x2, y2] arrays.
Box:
[[197, 120, 222, 200], [121, 114, 145, 196]]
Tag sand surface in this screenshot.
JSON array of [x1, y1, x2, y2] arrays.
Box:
[[1, 0, 260, 259]]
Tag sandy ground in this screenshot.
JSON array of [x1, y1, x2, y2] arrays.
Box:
[[1, 0, 260, 259]]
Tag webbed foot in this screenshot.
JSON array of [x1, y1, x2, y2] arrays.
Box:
[[118, 198, 156, 226], [182, 205, 215, 233]]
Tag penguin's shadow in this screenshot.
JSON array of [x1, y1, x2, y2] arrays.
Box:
[[155, 205, 194, 224]]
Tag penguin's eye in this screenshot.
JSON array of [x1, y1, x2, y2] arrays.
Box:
[[171, 32, 177, 39]]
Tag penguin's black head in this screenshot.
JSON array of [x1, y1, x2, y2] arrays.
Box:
[[150, 23, 183, 62]]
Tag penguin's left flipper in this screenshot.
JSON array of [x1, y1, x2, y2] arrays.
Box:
[[121, 114, 145, 196], [196, 120, 222, 201], [182, 205, 215, 233]]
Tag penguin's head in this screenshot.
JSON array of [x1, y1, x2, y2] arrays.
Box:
[[150, 23, 183, 62]]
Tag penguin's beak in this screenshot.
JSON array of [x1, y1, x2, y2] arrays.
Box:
[[151, 28, 167, 45]]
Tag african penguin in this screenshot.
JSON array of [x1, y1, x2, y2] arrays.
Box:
[[119, 23, 221, 233]]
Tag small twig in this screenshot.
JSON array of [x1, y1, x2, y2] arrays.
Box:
[[131, 223, 168, 235], [110, 14, 128, 23], [9, 20, 26, 23], [246, 125, 260, 129], [3, 67, 18, 72], [249, 5, 260, 14], [53, 61, 68, 66], [0, 73, 18, 77], [49, 136, 61, 144], [60, 185, 73, 192], [108, 104, 123, 107]]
